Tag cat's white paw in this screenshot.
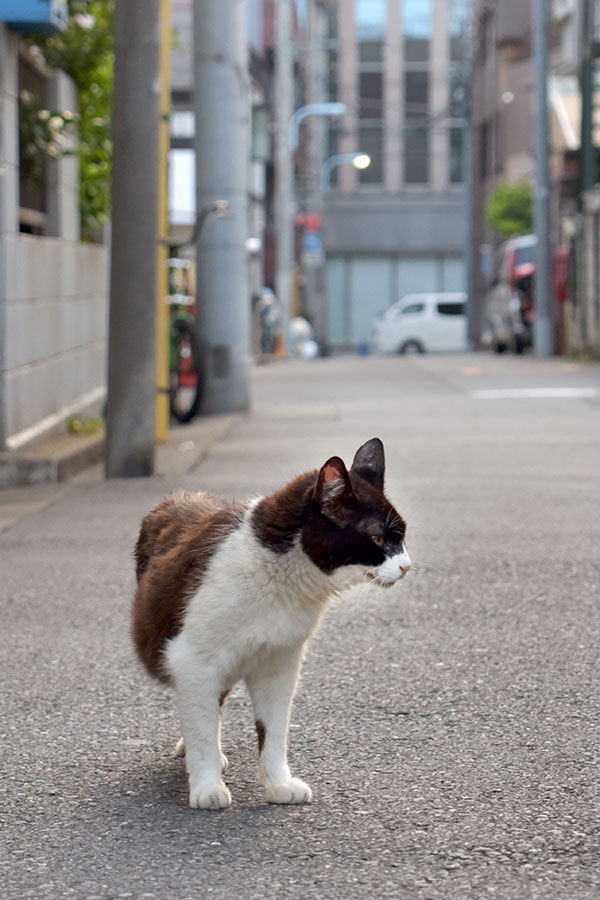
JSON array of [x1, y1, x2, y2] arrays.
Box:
[[189, 779, 232, 810], [220, 752, 229, 774], [265, 778, 312, 805]]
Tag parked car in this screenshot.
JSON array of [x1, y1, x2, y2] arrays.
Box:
[[500, 233, 537, 286], [371, 293, 467, 355], [482, 234, 536, 353]]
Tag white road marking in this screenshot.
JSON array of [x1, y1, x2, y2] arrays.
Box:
[[471, 387, 597, 400]]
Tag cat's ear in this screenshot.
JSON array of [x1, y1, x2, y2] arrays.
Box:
[[315, 456, 354, 522], [351, 438, 385, 489]]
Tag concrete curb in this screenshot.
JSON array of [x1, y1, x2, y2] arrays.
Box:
[[0, 433, 106, 489], [0, 413, 241, 490]]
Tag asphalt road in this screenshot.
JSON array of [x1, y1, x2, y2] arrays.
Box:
[[2, 353, 600, 900]]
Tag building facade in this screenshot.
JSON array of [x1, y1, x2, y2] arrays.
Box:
[[470, 0, 600, 355], [0, 23, 108, 450], [322, 0, 470, 349]]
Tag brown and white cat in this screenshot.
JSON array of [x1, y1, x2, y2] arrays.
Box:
[[132, 438, 410, 809]]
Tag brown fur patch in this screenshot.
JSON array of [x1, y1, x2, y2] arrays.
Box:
[[251, 471, 317, 553], [131, 492, 245, 682], [255, 719, 266, 754], [219, 689, 230, 708]]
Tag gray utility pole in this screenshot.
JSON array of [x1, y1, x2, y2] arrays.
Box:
[[304, 0, 328, 352], [193, 0, 250, 413], [275, 0, 295, 346], [532, 0, 554, 356], [464, 94, 477, 350], [0, 27, 7, 449], [105, 0, 160, 477], [462, 6, 477, 352]]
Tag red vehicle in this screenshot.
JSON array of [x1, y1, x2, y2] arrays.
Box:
[[501, 234, 537, 288]]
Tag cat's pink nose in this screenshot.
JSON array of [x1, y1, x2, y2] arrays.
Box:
[[400, 563, 411, 575]]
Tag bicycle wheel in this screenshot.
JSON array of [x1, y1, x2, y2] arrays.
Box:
[[169, 318, 203, 423]]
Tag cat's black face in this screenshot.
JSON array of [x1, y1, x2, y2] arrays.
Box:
[[302, 439, 411, 585]]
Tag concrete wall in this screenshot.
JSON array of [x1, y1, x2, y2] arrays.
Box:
[[323, 191, 467, 256], [3, 235, 108, 445], [0, 26, 109, 448]]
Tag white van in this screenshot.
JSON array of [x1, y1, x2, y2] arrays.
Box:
[[371, 292, 467, 355]]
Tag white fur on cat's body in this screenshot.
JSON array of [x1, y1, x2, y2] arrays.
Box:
[[164, 500, 410, 809]]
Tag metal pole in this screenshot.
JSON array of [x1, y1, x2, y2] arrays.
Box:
[[532, 0, 554, 356], [275, 0, 295, 347], [193, 0, 250, 413], [106, 0, 160, 477], [579, 0, 596, 349], [0, 26, 8, 448], [155, 0, 171, 443], [464, 80, 477, 350], [305, 0, 327, 351], [580, 0, 594, 197]]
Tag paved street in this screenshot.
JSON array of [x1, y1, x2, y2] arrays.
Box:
[[2, 352, 600, 900]]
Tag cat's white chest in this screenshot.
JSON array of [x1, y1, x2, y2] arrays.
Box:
[[178, 515, 333, 664]]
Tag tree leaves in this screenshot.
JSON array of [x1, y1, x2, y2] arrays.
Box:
[[485, 181, 533, 237]]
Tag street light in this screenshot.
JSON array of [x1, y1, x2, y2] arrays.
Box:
[[320, 152, 371, 193], [288, 102, 347, 151]]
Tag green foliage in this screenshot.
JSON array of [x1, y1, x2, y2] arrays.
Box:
[[19, 90, 77, 185], [486, 181, 534, 237], [29, 1, 114, 240], [68, 414, 105, 436]]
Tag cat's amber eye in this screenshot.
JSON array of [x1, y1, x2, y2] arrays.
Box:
[[371, 535, 384, 547]]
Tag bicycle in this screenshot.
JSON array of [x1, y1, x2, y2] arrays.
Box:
[[167, 200, 228, 423]]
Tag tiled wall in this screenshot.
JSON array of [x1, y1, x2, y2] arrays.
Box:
[[0, 25, 109, 446], [3, 235, 108, 442]]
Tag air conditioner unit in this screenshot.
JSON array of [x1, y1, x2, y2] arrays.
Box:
[[0, 0, 68, 33]]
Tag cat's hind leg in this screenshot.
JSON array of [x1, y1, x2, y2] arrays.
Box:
[[166, 636, 231, 809], [245, 643, 312, 805]]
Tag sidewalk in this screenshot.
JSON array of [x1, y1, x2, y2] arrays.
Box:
[[0, 412, 239, 532]]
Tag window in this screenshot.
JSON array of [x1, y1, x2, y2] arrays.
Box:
[[449, 0, 471, 62], [437, 302, 465, 316], [479, 120, 490, 180], [404, 0, 432, 62], [18, 55, 49, 234], [358, 125, 384, 183], [515, 244, 536, 267], [405, 70, 429, 118], [251, 106, 269, 161], [403, 0, 431, 185], [405, 128, 429, 184], [356, 0, 386, 63], [359, 71, 383, 119], [449, 126, 464, 183], [355, 0, 385, 185], [401, 302, 425, 315], [449, 70, 466, 118]]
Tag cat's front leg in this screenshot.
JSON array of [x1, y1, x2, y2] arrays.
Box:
[[167, 637, 231, 810], [174, 737, 229, 774], [245, 644, 312, 805]]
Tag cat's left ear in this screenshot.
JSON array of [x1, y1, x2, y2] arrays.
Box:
[[315, 456, 355, 522], [350, 437, 385, 489]]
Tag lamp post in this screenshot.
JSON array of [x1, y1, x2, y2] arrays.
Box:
[[320, 152, 371, 193], [275, 102, 347, 345], [289, 102, 347, 152]]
